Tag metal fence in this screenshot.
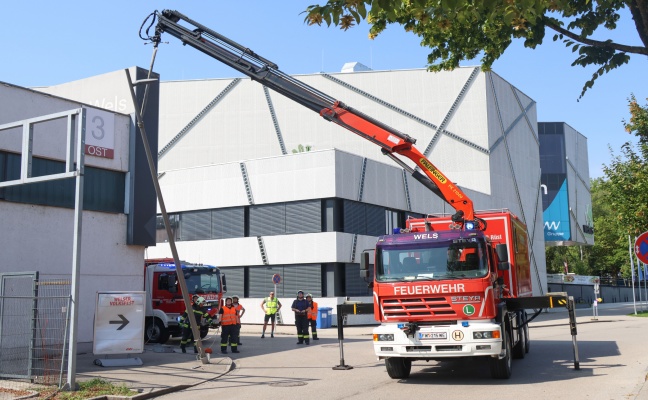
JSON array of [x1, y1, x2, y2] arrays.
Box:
[[547, 282, 648, 304], [0, 273, 71, 393]]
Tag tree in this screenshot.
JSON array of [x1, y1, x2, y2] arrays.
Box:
[[624, 94, 648, 153], [595, 96, 648, 278], [589, 178, 628, 278], [304, 0, 648, 97]]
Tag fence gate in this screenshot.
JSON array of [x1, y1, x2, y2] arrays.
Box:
[[0, 272, 71, 385]]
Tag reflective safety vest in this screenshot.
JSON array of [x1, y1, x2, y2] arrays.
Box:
[[264, 297, 279, 315], [221, 306, 238, 326], [307, 301, 318, 320], [234, 304, 243, 323]]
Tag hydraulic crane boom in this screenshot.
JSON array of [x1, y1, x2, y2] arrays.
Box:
[[143, 9, 478, 225]]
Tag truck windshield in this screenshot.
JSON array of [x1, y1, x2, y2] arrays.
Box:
[[185, 269, 221, 294], [376, 240, 488, 282]]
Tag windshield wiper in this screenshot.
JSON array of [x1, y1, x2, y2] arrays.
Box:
[[377, 277, 407, 282]]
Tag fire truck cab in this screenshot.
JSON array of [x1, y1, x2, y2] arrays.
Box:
[[144, 258, 225, 344]]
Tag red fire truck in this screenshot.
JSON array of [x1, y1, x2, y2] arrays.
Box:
[[365, 211, 532, 379], [144, 10, 577, 379], [144, 258, 226, 344]]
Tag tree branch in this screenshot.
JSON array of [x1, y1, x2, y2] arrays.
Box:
[[628, 0, 648, 49], [544, 19, 648, 56]]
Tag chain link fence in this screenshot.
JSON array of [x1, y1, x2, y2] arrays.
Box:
[[0, 274, 71, 393]]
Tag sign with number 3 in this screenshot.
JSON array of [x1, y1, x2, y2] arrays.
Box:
[[85, 107, 115, 159]]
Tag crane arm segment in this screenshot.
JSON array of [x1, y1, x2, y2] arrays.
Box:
[[148, 9, 476, 224]]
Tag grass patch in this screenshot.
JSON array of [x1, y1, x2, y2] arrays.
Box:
[[33, 378, 137, 399], [629, 310, 648, 317]]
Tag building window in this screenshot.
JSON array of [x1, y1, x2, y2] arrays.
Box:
[[212, 208, 244, 239], [0, 151, 125, 213], [179, 210, 212, 241], [156, 214, 179, 243]]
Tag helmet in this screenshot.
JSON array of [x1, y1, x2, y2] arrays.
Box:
[[195, 296, 206, 306], [306, 293, 313, 298], [232, 295, 240, 300], [225, 296, 233, 303]]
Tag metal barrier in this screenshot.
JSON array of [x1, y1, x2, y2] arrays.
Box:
[[0, 275, 71, 391]]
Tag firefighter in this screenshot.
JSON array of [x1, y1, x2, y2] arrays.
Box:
[[291, 290, 310, 345], [305, 293, 319, 341], [179, 296, 210, 353], [232, 295, 245, 346], [219, 296, 240, 354]]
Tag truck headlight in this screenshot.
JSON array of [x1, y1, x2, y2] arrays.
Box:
[[373, 334, 394, 341], [473, 330, 500, 339]]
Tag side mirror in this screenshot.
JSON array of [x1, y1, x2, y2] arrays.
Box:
[[222, 275, 227, 294], [360, 252, 370, 271], [495, 244, 509, 262], [498, 261, 510, 271], [360, 252, 370, 278]]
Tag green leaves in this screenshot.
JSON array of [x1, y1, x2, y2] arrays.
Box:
[[304, 0, 647, 98]]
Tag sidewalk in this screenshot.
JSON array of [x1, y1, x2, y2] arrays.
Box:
[[71, 323, 367, 399]]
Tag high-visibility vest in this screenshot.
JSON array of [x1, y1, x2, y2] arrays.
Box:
[[234, 304, 243, 323], [221, 306, 238, 326], [307, 301, 318, 320], [264, 297, 279, 314]]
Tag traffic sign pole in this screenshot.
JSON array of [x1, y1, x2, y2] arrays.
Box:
[[630, 235, 638, 315]]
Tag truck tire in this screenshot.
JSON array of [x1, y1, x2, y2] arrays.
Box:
[[385, 357, 412, 379], [512, 325, 526, 359], [490, 331, 512, 379], [145, 318, 170, 344]]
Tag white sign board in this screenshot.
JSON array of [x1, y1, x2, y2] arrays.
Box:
[[84, 107, 115, 159], [93, 291, 145, 355]]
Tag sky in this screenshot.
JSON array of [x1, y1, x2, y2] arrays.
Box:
[[1, 1, 645, 179]]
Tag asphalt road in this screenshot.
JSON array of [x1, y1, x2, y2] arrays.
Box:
[[157, 303, 648, 400]]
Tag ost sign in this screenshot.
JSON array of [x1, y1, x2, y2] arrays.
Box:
[[93, 291, 145, 355], [84, 107, 115, 159]]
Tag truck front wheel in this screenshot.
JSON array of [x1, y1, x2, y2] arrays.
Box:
[[490, 331, 512, 379], [385, 357, 412, 379], [145, 318, 170, 344]]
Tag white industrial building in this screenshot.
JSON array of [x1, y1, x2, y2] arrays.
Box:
[[144, 65, 549, 300]]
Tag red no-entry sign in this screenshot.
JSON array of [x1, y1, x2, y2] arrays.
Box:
[[636, 231, 648, 264]]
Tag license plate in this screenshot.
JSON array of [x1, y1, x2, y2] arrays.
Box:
[[419, 332, 447, 340]]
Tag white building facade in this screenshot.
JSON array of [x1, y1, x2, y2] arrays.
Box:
[[146, 66, 549, 298]]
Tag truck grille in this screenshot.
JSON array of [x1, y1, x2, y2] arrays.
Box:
[[381, 297, 457, 319]]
